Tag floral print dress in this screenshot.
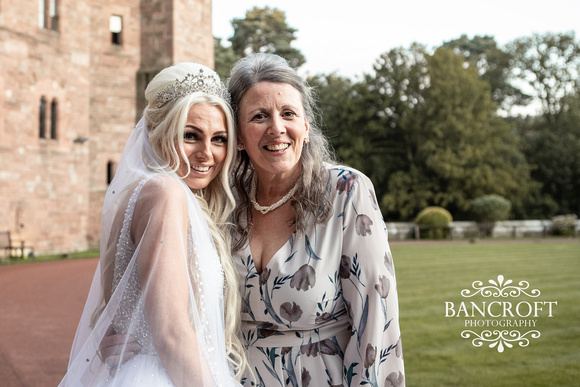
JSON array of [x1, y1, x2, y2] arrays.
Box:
[[236, 165, 405, 387]]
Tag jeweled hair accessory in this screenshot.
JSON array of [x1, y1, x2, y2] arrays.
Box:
[[155, 68, 230, 108]]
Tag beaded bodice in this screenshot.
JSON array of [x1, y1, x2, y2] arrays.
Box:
[[109, 178, 225, 366], [111, 179, 155, 354]]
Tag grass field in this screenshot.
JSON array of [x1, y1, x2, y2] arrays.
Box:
[[0, 249, 100, 265], [391, 239, 580, 387]]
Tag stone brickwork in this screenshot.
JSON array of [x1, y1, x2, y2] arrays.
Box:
[[0, 0, 213, 254]]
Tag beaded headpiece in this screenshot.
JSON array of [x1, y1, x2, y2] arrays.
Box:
[[155, 68, 230, 108]]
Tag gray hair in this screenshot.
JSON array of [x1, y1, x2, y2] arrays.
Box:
[[227, 53, 336, 250]]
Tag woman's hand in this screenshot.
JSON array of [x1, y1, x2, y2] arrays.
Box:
[[99, 326, 140, 374]]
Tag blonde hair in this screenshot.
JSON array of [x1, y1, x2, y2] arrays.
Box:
[[144, 63, 247, 379]]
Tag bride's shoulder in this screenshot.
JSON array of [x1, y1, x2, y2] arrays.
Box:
[[138, 175, 188, 209]]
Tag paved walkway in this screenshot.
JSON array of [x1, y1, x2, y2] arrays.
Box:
[[0, 258, 98, 387]]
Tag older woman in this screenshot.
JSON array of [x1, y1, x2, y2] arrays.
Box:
[[228, 53, 405, 387]]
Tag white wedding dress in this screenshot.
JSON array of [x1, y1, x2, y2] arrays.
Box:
[[60, 119, 239, 386]]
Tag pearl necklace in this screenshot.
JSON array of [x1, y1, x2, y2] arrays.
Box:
[[250, 174, 299, 215]]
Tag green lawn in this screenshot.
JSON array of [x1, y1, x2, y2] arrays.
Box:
[[0, 249, 100, 265], [391, 239, 580, 386]]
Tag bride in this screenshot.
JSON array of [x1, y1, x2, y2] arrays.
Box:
[[59, 63, 246, 386]]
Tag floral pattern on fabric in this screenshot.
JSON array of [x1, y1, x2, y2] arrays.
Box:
[[236, 165, 405, 387]]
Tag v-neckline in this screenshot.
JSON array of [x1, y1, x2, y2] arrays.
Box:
[[247, 233, 294, 275]]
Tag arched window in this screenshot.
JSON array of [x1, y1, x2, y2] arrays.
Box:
[[39, 97, 46, 138], [50, 99, 57, 139], [107, 161, 116, 184]]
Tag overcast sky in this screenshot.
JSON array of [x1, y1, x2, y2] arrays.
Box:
[[212, 0, 580, 79]]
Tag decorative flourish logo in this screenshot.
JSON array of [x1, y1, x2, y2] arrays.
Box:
[[460, 329, 541, 353], [460, 275, 541, 298], [445, 275, 556, 352]]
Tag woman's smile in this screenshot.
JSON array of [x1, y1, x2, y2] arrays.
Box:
[[190, 164, 212, 173], [264, 143, 290, 152]]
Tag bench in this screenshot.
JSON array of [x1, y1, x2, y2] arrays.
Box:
[[0, 231, 35, 260]]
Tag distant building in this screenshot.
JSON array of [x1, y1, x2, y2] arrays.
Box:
[[0, 0, 214, 254]]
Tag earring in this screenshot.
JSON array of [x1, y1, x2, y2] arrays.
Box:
[[237, 144, 244, 151], [304, 137, 310, 144]]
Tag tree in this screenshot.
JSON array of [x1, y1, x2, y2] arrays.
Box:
[[508, 32, 580, 217], [228, 6, 305, 69], [360, 44, 431, 219], [367, 43, 430, 171], [507, 32, 580, 119], [443, 35, 531, 112], [315, 44, 536, 220], [213, 37, 238, 80], [379, 47, 535, 219], [309, 74, 362, 164], [312, 44, 429, 214], [518, 91, 580, 217], [311, 72, 391, 194]]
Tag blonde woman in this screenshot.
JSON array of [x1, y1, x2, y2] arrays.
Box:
[[60, 63, 246, 386]]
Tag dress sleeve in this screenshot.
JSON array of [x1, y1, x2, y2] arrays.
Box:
[[132, 177, 216, 386], [338, 170, 405, 386]]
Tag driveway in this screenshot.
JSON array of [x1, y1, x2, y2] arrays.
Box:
[[0, 258, 98, 386]]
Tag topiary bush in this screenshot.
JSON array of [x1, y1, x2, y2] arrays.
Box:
[[550, 214, 577, 237], [469, 194, 512, 237], [414, 206, 453, 240], [469, 194, 512, 224]]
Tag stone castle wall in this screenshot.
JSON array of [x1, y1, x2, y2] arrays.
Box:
[[0, 0, 213, 254]]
